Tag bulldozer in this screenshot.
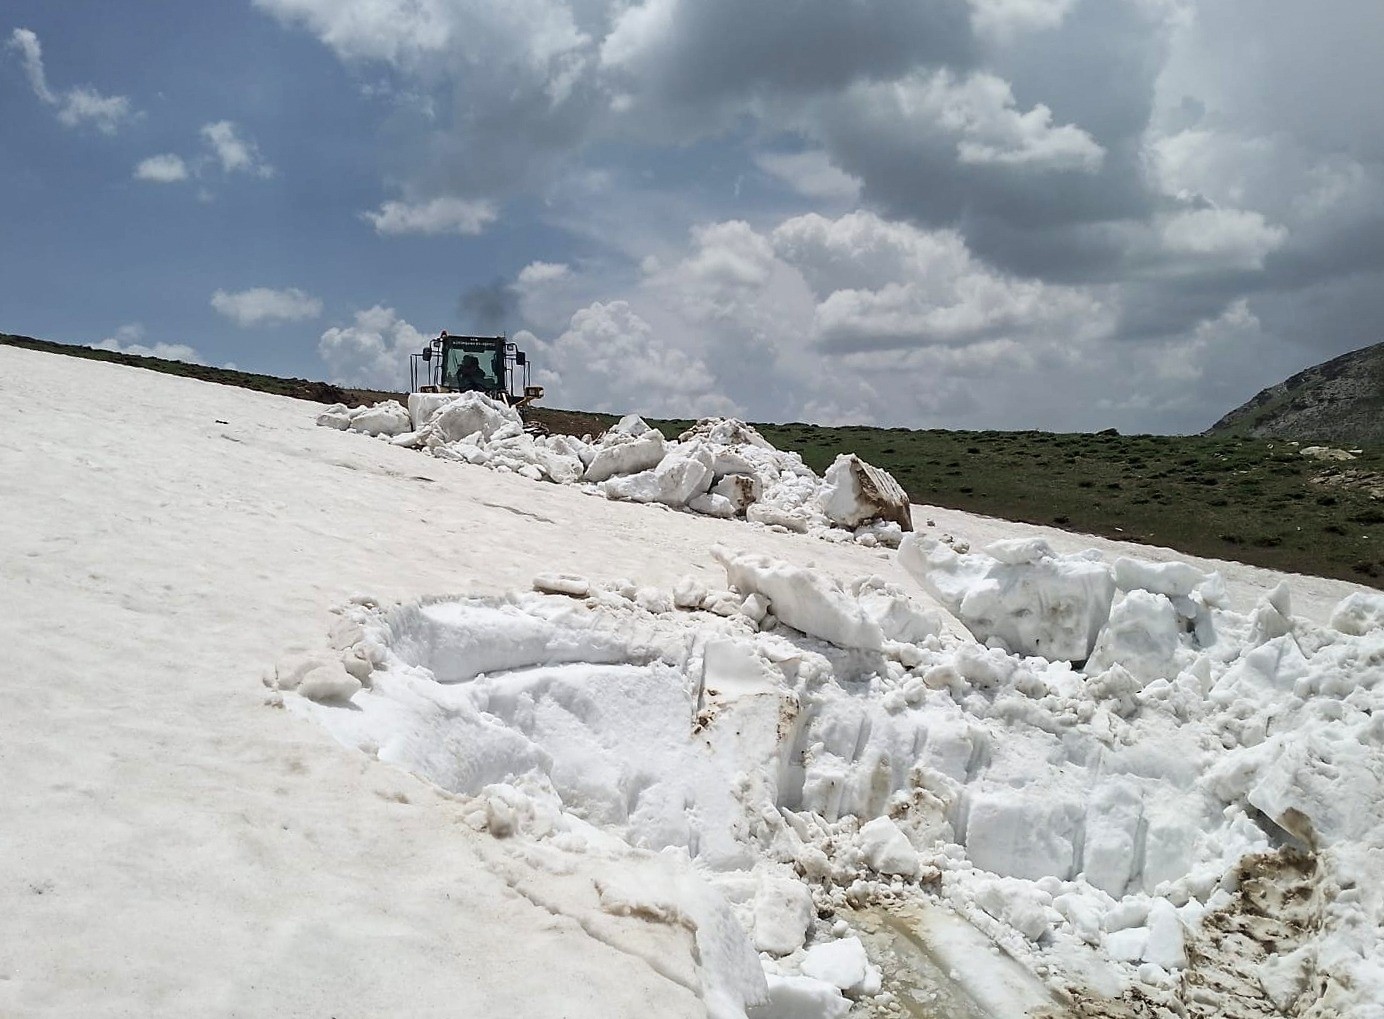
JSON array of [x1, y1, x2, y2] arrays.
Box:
[[410, 331, 544, 408]]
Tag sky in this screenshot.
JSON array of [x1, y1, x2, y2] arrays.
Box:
[[3, 0, 1383, 433]]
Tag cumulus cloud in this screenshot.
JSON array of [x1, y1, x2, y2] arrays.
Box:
[[824, 69, 1104, 174], [513, 210, 1122, 427], [770, 211, 1106, 351], [134, 154, 189, 183], [258, 0, 1384, 429], [968, 0, 1076, 42], [317, 305, 427, 388], [1155, 207, 1287, 272], [211, 287, 324, 327], [7, 28, 135, 134], [517, 261, 570, 286], [753, 150, 861, 202], [200, 121, 274, 178], [95, 324, 203, 364], [523, 301, 737, 417], [362, 196, 497, 236]]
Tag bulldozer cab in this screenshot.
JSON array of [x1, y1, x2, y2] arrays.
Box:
[[411, 332, 544, 407]]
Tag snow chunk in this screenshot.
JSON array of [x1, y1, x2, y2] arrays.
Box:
[[1330, 591, 1384, 636], [600, 443, 714, 507], [346, 400, 411, 437], [858, 816, 920, 877], [749, 974, 850, 1019], [1144, 899, 1187, 969], [752, 874, 814, 956], [1113, 557, 1215, 599], [816, 454, 912, 531], [274, 653, 361, 702], [584, 426, 668, 483], [975, 879, 1056, 941], [414, 391, 522, 441], [712, 473, 762, 515], [899, 534, 1115, 662], [1085, 590, 1188, 685], [679, 417, 776, 450], [712, 547, 884, 650], [800, 936, 877, 996], [315, 404, 352, 430]]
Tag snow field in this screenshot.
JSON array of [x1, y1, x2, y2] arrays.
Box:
[[5, 343, 1380, 1019]]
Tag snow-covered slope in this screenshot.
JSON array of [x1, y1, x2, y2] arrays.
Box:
[[1, 344, 1377, 1018]]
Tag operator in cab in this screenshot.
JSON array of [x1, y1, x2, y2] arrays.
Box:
[[454, 354, 489, 392]]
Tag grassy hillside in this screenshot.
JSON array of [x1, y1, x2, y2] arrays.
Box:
[[5, 332, 1380, 587]]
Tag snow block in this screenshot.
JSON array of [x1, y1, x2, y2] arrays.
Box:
[[1329, 591, 1384, 636], [315, 404, 352, 429], [600, 443, 714, 506], [964, 788, 1083, 881], [748, 974, 850, 1019], [817, 454, 912, 531], [679, 417, 776, 449], [1112, 557, 1215, 599], [899, 534, 1115, 662], [712, 547, 885, 651], [752, 875, 814, 956], [346, 400, 411, 437], [800, 937, 876, 996], [1085, 590, 1188, 685], [712, 473, 763, 515], [413, 391, 522, 440], [857, 816, 920, 877], [584, 430, 668, 483]]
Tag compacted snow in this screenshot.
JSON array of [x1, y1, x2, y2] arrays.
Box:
[[3, 344, 1381, 1019]]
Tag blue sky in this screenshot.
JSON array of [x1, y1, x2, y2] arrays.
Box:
[[5, 0, 1383, 432]]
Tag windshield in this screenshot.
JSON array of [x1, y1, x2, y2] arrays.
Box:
[[445, 344, 501, 392]]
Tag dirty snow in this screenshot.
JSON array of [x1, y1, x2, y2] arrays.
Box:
[[4, 342, 1382, 1019]]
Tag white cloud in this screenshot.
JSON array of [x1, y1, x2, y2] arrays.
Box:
[[1157, 207, 1287, 271], [254, 0, 589, 73], [516, 261, 570, 285], [968, 0, 1076, 42], [211, 287, 324, 327], [134, 154, 189, 183], [771, 210, 1107, 351], [833, 69, 1105, 173], [523, 301, 736, 417], [317, 305, 427, 388], [753, 150, 861, 202], [362, 196, 498, 236], [94, 324, 204, 364], [520, 209, 1116, 427], [7, 28, 135, 134], [200, 121, 274, 178]]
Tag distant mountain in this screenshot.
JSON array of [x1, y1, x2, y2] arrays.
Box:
[[1205, 341, 1384, 444]]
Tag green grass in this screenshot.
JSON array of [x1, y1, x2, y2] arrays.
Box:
[[6, 332, 1380, 587], [743, 422, 1384, 587]]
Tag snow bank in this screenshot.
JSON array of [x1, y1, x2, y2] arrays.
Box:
[[281, 534, 1384, 1019], [319, 400, 912, 544]]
